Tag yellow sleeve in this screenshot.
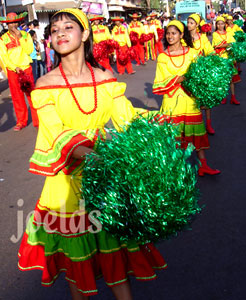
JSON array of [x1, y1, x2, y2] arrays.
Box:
[[153, 26, 158, 41], [227, 32, 235, 43], [202, 34, 215, 55], [125, 30, 131, 48], [212, 32, 220, 47], [235, 24, 243, 32], [0, 38, 17, 71], [152, 53, 179, 95], [110, 82, 136, 131], [29, 89, 97, 176], [19, 31, 34, 56]]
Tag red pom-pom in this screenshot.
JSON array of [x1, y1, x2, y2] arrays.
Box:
[[106, 39, 119, 54], [18, 70, 34, 94], [129, 31, 139, 46], [201, 24, 212, 33], [128, 47, 138, 60], [146, 33, 154, 41], [93, 42, 108, 62], [118, 49, 129, 66], [139, 33, 154, 44], [157, 28, 164, 40]]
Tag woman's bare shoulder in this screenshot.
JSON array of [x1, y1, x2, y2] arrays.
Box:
[[35, 67, 63, 88], [93, 67, 115, 82]]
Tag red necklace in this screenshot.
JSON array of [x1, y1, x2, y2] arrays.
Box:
[[59, 62, 97, 115], [167, 46, 185, 68], [193, 33, 201, 50]]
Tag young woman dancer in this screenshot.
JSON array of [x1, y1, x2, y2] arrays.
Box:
[[17, 9, 167, 300], [187, 14, 216, 135], [212, 16, 241, 105], [153, 20, 220, 176]]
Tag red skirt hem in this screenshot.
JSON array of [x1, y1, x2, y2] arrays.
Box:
[[18, 233, 167, 296]]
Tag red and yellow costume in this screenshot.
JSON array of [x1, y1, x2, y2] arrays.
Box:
[[91, 15, 113, 72], [128, 17, 145, 65], [17, 9, 167, 296], [226, 16, 243, 34], [150, 15, 164, 56], [212, 29, 241, 83], [192, 33, 214, 56], [144, 22, 158, 61], [112, 21, 134, 74], [153, 45, 209, 150], [0, 13, 38, 128]]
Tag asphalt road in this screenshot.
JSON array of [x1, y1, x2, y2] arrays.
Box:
[[0, 60, 245, 300]]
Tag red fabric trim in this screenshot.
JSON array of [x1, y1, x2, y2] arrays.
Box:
[[34, 78, 117, 90], [163, 113, 204, 124], [153, 77, 180, 96], [162, 47, 190, 57], [232, 74, 241, 83], [177, 134, 209, 151], [29, 135, 95, 176], [34, 129, 75, 153], [18, 233, 167, 296], [36, 103, 55, 110], [33, 202, 91, 236]]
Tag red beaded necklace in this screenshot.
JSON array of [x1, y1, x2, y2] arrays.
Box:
[[59, 62, 98, 115], [167, 46, 185, 68], [193, 33, 201, 50]]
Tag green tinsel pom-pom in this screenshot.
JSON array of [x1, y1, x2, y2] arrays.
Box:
[[234, 31, 246, 43], [182, 55, 233, 109], [82, 116, 200, 244], [229, 42, 246, 62], [233, 20, 244, 27]]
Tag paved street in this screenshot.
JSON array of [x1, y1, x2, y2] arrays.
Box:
[[0, 60, 246, 300]]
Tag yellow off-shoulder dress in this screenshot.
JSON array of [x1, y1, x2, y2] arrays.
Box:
[[18, 78, 167, 296], [193, 33, 215, 56], [153, 48, 209, 150]]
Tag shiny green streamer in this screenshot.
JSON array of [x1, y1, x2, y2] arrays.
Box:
[[229, 42, 246, 62], [82, 116, 200, 244], [233, 31, 246, 43], [233, 20, 244, 27], [182, 55, 233, 109]]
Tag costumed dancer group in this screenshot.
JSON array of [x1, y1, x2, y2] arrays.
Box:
[[1, 7, 240, 300], [90, 12, 164, 75], [0, 12, 39, 131]]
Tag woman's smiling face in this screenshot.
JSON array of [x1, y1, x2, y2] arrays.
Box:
[[51, 15, 83, 55], [166, 25, 183, 45]]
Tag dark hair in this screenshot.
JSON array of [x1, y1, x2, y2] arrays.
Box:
[[29, 30, 36, 37], [163, 23, 193, 49], [50, 12, 103, 69], [27, 21, 33, 27], [215, 21, 226, 31], [44, 24, 50, 40], [33, 19, 39, 27]]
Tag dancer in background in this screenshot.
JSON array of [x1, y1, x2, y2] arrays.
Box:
[[150, 12, 164, 56], [112, 16, 135, 75], [0, 12, 38, 131], [128, 13, 145, 66], [187, 14, 216, 135], [153, 20, 220, 176], [212, 16, 241, 105], [144, 16, 158, 61], [90, 14, 113, 72]]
